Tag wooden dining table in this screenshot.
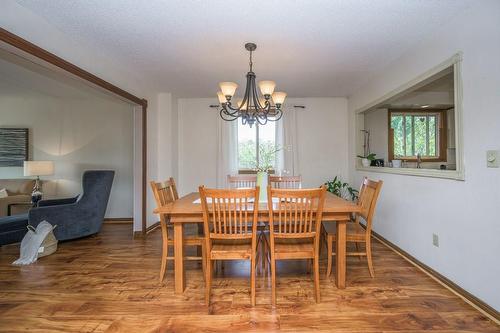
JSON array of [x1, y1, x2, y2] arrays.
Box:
[[155, 191, 361, 294]]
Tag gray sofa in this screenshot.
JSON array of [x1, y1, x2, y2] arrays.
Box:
[[28, 170, 115, 241]]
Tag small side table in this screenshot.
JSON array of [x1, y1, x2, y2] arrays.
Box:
[[7, 202, 34, 216]]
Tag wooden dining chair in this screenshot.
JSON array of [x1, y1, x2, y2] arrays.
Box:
[[323, 177, 383, 278], [269, 175, 302, 189], [151, 178, 205, 282], [199, 186, 259, 306], [227, 174, 257, 188], [267, 186, 326, 305]]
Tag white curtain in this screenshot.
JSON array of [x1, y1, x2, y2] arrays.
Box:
[[216, 117, 238, 188], [275, 105, 300, 176]]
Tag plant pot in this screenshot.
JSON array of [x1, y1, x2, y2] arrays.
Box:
[[361, 158, 370, 167]]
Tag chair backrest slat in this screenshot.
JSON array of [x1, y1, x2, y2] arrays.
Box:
[[357, 178, 383, 232], [227, 174, 257, 189], [199, 186, 259, 240], [269, 175, 302, 189], [268, 186, 326, 239], [150, 177, 178, 208]]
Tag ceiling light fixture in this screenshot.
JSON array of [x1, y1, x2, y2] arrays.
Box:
[[421, 104, 430, 108], [216, 43, 286, 127]]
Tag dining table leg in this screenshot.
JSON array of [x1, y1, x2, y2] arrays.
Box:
[[174, 222, 185, 294], [335, 221, 346, 289]]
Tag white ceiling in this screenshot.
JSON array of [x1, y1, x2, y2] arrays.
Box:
[[15, 0, 473, 98], [0, 48, 130, 102]]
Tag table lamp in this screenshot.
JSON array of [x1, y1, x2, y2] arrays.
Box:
[[23, 161, 54, 206]]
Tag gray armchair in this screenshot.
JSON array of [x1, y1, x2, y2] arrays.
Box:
[[28, 170, 115, 241]]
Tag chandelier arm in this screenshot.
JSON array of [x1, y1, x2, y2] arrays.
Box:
[[222, 104, 241, 116], [256, 115, 268, 126], [220, 108, 239, 121], [240, 72, 253, 112], [251, 82, 261, 113], [267, 108, 283, 121]]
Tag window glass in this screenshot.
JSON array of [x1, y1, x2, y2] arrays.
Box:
[[237, 121, 276, 170], [391, 112, 441, 159], [237, 122, 256, 170]]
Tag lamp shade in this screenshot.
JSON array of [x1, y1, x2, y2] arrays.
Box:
[[217, 91, 226, 104], [24, 161, 54, 177], [272, 91, 287, 104], [258, 80, 276, 95], [219, 82, 238, 97]]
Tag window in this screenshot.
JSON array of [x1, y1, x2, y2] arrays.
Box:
[[237, 121, 276, 172], [389, 110, 447, 161]]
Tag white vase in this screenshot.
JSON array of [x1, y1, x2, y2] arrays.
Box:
[[256, 171, 268, 203], [361, 158, 370, 167]]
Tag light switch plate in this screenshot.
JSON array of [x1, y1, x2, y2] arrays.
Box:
[[487, 150, 499, 168]]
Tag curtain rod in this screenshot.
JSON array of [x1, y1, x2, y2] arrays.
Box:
[[209, 105, 306, 108]]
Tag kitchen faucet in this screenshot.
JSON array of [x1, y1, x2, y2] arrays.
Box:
[[416, 153, 422, 168]]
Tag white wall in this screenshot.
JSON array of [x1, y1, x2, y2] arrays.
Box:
[[177, 97, 349, 195], [364, 108, 388, 161], [0, 88, 134, 218], [348, 2, 500, 310]]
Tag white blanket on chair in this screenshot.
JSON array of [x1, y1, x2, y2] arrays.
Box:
[[12, 221, 54, 266]]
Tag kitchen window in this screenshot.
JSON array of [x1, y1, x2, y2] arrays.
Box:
[[388, 110, 447, 162]]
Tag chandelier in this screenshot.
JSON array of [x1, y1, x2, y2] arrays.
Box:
[[216, 43, 287, 127]]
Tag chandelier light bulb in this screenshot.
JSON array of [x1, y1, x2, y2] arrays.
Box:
[[258, 80, 276, 96], [219, 82, 238, 98], [272, 91, 287, 105]]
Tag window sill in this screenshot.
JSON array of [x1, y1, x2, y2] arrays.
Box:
[[356, 166, 464, 181]]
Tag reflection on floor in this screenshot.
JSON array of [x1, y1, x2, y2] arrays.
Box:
[[0, 224, 497, 332]]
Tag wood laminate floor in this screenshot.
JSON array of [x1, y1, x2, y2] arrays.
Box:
[[0, 224, 498, 332]]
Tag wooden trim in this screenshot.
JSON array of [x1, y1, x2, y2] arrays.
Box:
[[388, 109, 447, 162], [146, 221, 160, 233], [134, 221, 160, 238], [370, 229, 500, 324], [0, 28, 149, 235], [142, 102, 148, 236], [103, 218, 133, 224]]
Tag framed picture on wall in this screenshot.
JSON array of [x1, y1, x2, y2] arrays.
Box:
[[0, 128, 29, 167]]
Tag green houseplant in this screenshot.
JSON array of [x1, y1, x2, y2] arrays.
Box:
[[357, 153, 377, 167], [324, 176, 359, 201]]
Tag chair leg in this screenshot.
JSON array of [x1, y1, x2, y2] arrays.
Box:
[[250, 255, 256, 306], [159, 242, 169, 283], [271, 253, 277, 306], [256, 234, 262, 275], [326, 235, 333, 278], [366, 238, 375, 278], [201, 244, 206, 280], [313, 255, 320, 303], [205, 258, 212, 305]]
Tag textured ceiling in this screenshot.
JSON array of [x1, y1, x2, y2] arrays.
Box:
[[0, 48, 129, 102], [15, 0, 472, 98]]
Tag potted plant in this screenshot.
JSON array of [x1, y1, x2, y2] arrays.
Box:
[[324, 176, 359, 201], [357, 153, 377, 167]]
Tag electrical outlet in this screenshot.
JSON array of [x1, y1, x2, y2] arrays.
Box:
[[432, 234, 439, 247]]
